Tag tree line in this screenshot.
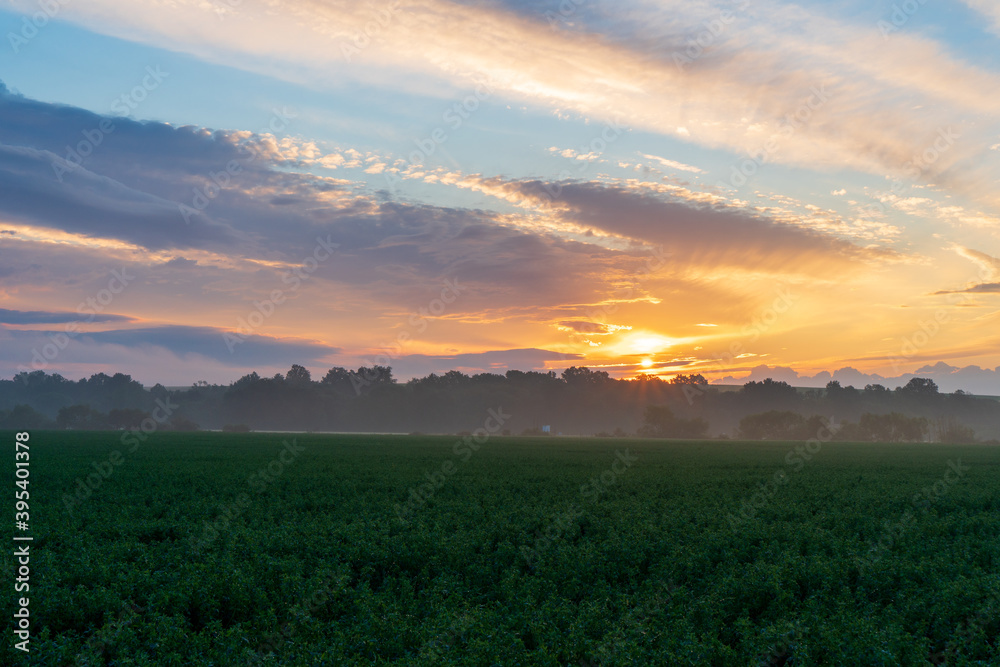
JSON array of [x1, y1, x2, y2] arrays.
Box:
[[1, 367, 997, 442]]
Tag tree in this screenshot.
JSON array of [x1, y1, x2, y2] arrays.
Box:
[[858, 412, 928, 442], [935, 418, 976, 444], [738, 410, 806, 440], [638, 405, 708, 439], [0, 405, 52, 429], [56, 405, 108, 430], [899, 377, 938, 396], [562, 366, 611, 386], [286, 364, 312, 385], [351, 365, 395, 396], [322, 367, 352, 384], [670, 374, 707, 385], [741, 378, 798, 401]]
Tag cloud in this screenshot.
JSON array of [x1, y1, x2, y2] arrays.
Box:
[[556, 321, 632, 335], [638, 153, 704, 174], [387, 347, 583, 378], [0, 308, 133, 324], [961, 0, 1000, 35], [0, 324, 338, 380], [0, 84, 664, 318], [457, 176, 887, 277], [34, 0, 1000, 203], [0, 143, 241, 250], [934, 282, 1000, 295], [933, 247, 1000, 294]]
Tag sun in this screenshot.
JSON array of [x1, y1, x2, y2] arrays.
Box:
[[640, 358, 654, 368]]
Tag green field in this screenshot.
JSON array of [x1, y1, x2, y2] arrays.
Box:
[[3, 431, 999, 666]]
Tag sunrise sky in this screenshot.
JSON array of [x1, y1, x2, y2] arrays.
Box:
[[1, 0, 999, 389]]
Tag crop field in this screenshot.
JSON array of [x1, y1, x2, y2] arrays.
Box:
[[3, 430, 999, 666]]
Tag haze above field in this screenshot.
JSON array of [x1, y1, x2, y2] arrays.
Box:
[[1, 0, 1000, 388]]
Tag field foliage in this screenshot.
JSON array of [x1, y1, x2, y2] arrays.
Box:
[[3, 431, 998, 666]]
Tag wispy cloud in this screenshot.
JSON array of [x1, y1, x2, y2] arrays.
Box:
[[31, 0, 1000, 204], [638, 153, 704, 174]]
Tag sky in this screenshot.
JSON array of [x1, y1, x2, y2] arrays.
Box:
[[1, 0, 1000, 391]]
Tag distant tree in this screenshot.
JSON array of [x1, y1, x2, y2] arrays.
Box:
[[441, 370, 470, 385], [898, 377, 938, 396], [638, 405, 708, 439], [864, 384, 889, 395], [505, 370, 560, 386], [56, 405, 108, 430], [935, 418, 976, 444], [354, 365, 394, 392], [234, 372, 262, 388], [562, 366, 611, 386], [0, 405, 52, 429], [321, 367, 352, 384], [858, 412, 928, 442], [825, 380, 859, 407], [670, 374, 707, 385], [286, 364, 312, 385], [738, 410, 806, 440], [471, 373, 505, 384], [223, 423, 251, 433], [741, 378, 798, 401]]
